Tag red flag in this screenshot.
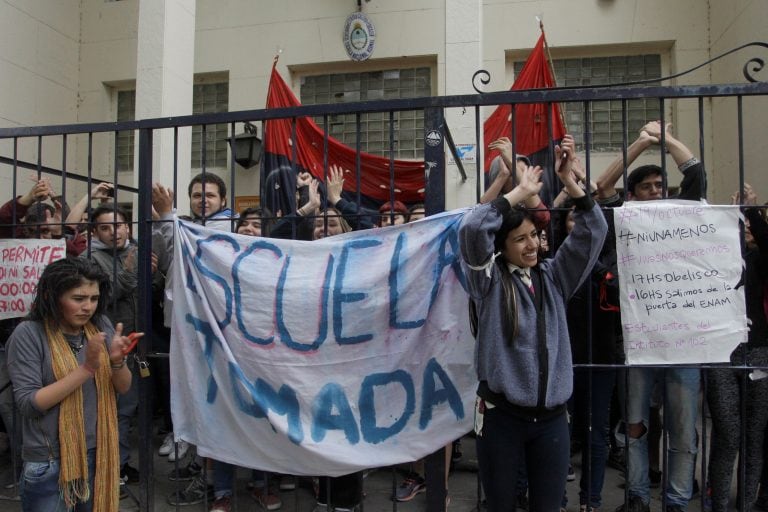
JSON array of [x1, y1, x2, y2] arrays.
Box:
[[264, 64, 425, 203], [483, 33, 565, 172]]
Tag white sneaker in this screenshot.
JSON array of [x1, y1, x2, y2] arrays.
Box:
[[158, 433, 174, 456], [167, 440, 190, 462]]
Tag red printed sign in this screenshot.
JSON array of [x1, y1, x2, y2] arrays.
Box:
[[0, 239, 66, 320]]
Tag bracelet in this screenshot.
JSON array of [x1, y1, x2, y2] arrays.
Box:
[[110, 357, 127, 370], [81, 363, 96, 376]]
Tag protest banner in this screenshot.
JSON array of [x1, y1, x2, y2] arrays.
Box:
[[170, 211, 476, 476], [0, 239, 66, 320], [614, 200, 747, 364]]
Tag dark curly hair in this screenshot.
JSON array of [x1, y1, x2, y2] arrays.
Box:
[[28, 257, 112, 327]]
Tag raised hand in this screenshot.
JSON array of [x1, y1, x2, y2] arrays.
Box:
[[108, 322, 143, 365], [296, 171, 313, 188], [20, 178, 52, 206], [85, 331, 106, 372], [503, 165, 543, 207], [305, 179, 321, 213], [92, 182, 114, 201], [732, 183, 758, 206], [152, 183, 174, 216], [327, 165, 346, 205], [517, 165, 544, 198], [488, 137, 514, 167], [554, 134, 576, 181]]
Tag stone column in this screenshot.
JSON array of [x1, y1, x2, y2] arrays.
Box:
[[444, 0, 482, 209], [135, 0, 196, 213]]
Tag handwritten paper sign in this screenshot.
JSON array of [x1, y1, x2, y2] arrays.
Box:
[[0, 239, 66, 320], [170, 212, 476, 476], [614, 200, 747, 364]]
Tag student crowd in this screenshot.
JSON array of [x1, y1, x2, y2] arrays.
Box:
[[1, 121, 766, 512]]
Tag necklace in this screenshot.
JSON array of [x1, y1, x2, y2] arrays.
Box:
[[68, 332, 85, 355]]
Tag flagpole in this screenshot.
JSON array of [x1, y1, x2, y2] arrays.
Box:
[[539, 19, 568, 133]]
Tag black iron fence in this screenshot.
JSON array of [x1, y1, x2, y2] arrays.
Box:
[[0, 50, 767, 512]]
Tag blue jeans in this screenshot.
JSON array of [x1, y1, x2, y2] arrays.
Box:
[[625, 367, 700, 507], [573, 368, 615, 508], [20, 449, 96, 512], [476, 406, 569, 512], [213, 459, 269, 498]]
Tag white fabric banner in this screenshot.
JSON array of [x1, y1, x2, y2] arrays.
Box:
[[614, 200, 747, 364], [0, 239, 66, 320], [170, 212, 476, 476]]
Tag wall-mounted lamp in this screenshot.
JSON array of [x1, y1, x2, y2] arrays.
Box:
[[227, 122, 262, 169]]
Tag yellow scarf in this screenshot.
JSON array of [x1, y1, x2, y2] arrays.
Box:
[[46, 321, 120, 512]]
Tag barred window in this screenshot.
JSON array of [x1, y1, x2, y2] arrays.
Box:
[[191, 81, 229, 169], [116, 90, 135, 172], [300, 67, 431, 159], [514, 54, 662, 151]]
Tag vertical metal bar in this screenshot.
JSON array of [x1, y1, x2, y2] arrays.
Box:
[[86, 133, 94, 225], [323, 114, 329, 237], [230, 122, 237, 231], [583, 99, 594, 503], [173, 126, 179, 210], [425, 446, 447, 512], [698, 96, 709, 512], [510, 104, 517, 187], [60, 134, 67, 239], [659, 98, 668, 198], [423, 107, 445, 216], [291, 116, 299, 240], [389, 110, 396, 219], [37, 135, 42, 180], [201, 124, 208, 223], [11, 137, 19, 224], [474, 105, 482, 201], [621, 99, 629, 190], [737, 94, 747, 512], [170, 123, 182, 507], [423, 108, 446, 512], [619, 97, 630, 510], [697, 97, 706, 183], [137, 127, 155, 512], [355, 113, 362, 209]]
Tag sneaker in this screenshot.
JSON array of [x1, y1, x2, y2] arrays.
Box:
[[614, 496, 649, 512], [567, 465, 576, 482], [159, 433, 175, 456], [120, 463, 140, 484], [119, 480, 128, 500], [210, 495, 232, 512], [580, 505, 600, 512], [252, 486, 282, 510], [167, 475, 214, 506], [313, 503, 357, 512], [278, 475, 297, 491], [168, 440, 190, 462], [394, 473, 426, 502], [168, 460, 203, 482]]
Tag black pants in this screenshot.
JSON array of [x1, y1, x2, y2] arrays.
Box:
[[477, 406, 569, 512]]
